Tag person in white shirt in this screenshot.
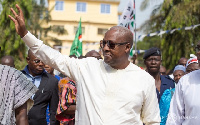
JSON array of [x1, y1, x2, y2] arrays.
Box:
[[185, 57, 199, 74], [9, 4, 160, 125], [166, 42, 200, 125]]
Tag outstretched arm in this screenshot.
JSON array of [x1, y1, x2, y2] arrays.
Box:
[[8, 4, 28, 38], [9, 4, 84, 82]]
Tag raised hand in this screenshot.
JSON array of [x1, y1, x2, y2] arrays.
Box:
[[8, 4, 28, 38]]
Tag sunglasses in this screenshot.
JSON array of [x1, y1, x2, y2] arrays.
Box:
[[33, 60, 42, 64], [100, 40, 129, 49]]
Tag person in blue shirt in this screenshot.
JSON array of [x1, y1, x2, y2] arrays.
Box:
[[144, 47, 175, 125], [21, 50, 59, 125]]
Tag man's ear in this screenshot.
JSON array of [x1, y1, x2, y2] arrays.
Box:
[[26, 57, 30, 63], [125, 43, 131, 54]]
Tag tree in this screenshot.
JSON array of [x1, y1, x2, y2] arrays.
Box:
[[0, 0, 67, 69], [0, 0, 32, 70], [139, 0, 200, 70], [160, 0, 200, 69]]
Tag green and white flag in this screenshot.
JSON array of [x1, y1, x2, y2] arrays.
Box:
[[70, 18, 82, 57], [119, 0, 135, 56]]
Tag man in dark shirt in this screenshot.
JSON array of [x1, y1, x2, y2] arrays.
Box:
[[22, 50, 59, 125], [144, 47, 175, 125]]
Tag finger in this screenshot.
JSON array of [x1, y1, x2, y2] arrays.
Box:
[[8, 15, 17, 23], [15, 15, 24, 25], [10, 8, 18, 17], [16, 4, 25, 21]]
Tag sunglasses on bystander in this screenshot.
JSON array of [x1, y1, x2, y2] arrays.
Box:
[[33, 59, 42, 64]]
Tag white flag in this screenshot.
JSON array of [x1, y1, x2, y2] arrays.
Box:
[[118, 0, 135, 33]]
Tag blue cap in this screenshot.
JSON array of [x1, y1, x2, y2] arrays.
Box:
[[173, 65, 186, 73]]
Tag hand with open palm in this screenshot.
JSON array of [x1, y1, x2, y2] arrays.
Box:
[[8, 4, 28, 38]]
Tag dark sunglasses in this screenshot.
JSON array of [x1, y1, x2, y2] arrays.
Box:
[[100, 40, 129, 49], [33, 60, 42, 64]]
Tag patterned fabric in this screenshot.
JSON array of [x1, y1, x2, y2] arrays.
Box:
[[159, 88, 175, 125], [56, 77, 76, 125], [46, 104, 50, 125], [0, 64, 38, 125]]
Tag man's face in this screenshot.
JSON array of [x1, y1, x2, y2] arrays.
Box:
[[145, 56, 161, 74], [27, 55, 45, 76], [44, 65, 54, 74], [173, 70, 185, 83], [101, 30, 129, 68], [186, 63, 199, 74]]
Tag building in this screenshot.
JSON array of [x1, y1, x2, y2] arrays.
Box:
[[46, 0, 120, 55]]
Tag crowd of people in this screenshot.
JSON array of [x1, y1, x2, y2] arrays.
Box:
[[1, 4, 200, 125]]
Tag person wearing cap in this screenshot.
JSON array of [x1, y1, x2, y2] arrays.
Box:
[[185, 57, 199, 74], [166, 42, 200, 125], [144, 47, 175, 125], [173, 65, 186, 84]]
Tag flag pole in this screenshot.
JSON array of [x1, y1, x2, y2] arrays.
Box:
[[134, 0, 137, 54]]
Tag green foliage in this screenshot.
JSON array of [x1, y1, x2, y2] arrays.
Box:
[[0, 0, 32, 70], [137, 36, 161, 49], [139, 0, 200, 70], [0, 0, 67, 69]]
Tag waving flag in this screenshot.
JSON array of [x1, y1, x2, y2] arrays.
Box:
[[70, 18, 82, 57], [119, 0, 135, 32], [119, 0, 135, 56]]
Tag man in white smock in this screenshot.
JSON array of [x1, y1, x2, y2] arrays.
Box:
[[9, 4, 160, 125]]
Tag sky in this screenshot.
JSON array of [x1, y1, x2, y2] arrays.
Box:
[[118, 0, 164, 41]]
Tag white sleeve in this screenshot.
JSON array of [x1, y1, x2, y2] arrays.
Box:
[[22, 32, 83, 81], [142, 78, 161, 125], [166, 79, 185, 125]]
